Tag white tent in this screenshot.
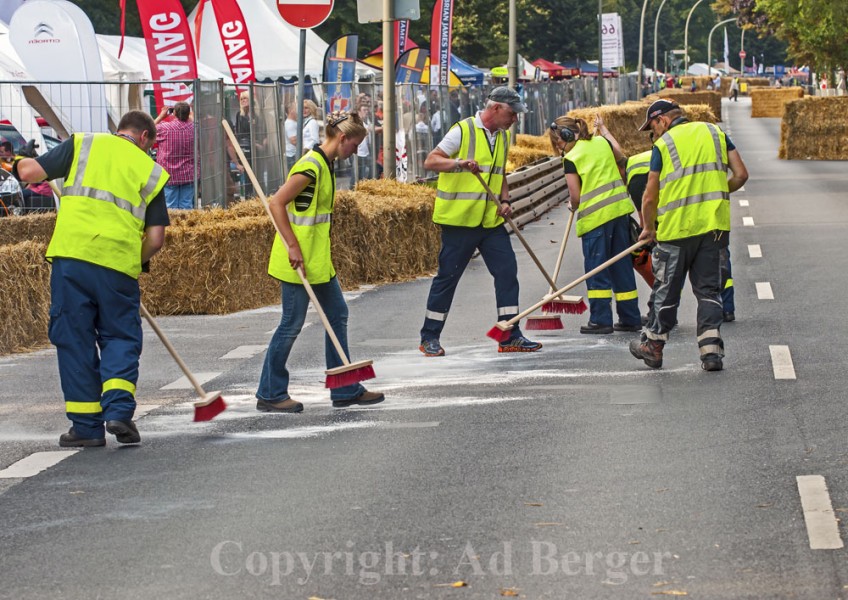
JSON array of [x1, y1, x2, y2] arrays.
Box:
[[97, 35, 232, 83], [687, 63, 714, 76], [190, 1, 327, 80]]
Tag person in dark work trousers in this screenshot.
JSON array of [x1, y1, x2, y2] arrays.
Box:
[[15, 110, 170, 447], [630, 100, 748, 372], [418, 87, 542, 356], [552, 114, 641, 335]]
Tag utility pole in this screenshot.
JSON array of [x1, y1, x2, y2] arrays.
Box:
[[597, 0, 605, 105]]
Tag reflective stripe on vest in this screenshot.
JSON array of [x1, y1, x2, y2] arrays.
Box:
[[268, 150, 336, 284], [45, 133, 169, 279], [655, 122, 730, 242], [433, 117, 508, 228], [565, 136, 634, 236], [625, 150, 652, 185]]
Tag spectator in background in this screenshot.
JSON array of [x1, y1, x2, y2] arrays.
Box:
[[232, 90, 267, 196], [302, 99, 321, 152], [284, 101, 298, 163], [0, 140, 12, 160], [356, 100, 374, 179], [712, 73, 721, 90], [155, 101, 195, 209], [689, 79, 698, 92], [729, 77, 739, 101], [448, 89, 461, 125]]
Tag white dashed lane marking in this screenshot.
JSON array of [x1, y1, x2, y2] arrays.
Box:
[[739, 186, 746, 192], [748, 244, 762, 258], [161, 373, 222, 390], [743, 216, 755, 226], [796, 475, 843, 549], [756, 282, 774, 300], [0, 451, 79, 479], [739, 199, 749, 207], [219, 345, 267, 360], [769, 345, 796, 380]]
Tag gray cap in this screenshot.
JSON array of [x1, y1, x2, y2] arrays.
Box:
[[487, 86, 527, 113]]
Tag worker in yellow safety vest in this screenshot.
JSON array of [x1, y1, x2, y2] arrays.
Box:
[[630, 100, 748, 372], [15, 110, 170, 447]]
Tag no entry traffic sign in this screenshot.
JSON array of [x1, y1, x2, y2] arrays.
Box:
[[739, 50, 747, 59], [277, 0, 334, 29]]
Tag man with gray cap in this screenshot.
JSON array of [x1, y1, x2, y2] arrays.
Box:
[[629, 100, 748, 372], [418, 86, 542, 356]]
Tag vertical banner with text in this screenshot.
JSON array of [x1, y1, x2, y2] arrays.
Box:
[[136, 0, 198, 111], [430, 0, 453, 86], [193, 0, 255, 92], [395, 48, 428, 84], [394, 19, 410, 59], [323, 34, 359, 115], [601, 12, 624, 71]]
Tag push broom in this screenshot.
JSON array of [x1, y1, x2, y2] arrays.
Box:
[[472, 171, 585, 327], [45, 181, 226, 421], [486, 240, 649, 342], [222, 120, 375, 389], [525, 206, 577, 331]]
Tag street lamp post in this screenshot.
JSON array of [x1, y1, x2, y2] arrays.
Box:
[[636, 0, 651, 95], [707, 18, 736, 76], [683, 0, 705, 74], [653, 0, 668, 89]]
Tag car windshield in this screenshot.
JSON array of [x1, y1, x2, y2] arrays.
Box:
[[0, 124, 28, 154]]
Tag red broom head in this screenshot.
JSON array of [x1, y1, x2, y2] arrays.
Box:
[[525, 315, 564, 330], [486, 324, 513, 343], [325, 364, 376, 389], [193, 395, 226, 422], [542, 298, 587, 315]]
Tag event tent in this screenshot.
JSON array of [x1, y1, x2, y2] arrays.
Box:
[[97, 35, 231, 82]]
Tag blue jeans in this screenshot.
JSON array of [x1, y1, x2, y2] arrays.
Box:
[[257, 277, 365, 402], [164, 183, 195, 209]]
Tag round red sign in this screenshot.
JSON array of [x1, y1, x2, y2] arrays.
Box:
[[276, 0, 334, 29], [739, 50, 747, 59]]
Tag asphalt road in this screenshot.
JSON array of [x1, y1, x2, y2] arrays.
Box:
[[2, 97, 848, 599]]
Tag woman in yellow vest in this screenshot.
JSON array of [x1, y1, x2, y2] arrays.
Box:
[[256, 110, 384, 413], [550, 115, 641, 334]]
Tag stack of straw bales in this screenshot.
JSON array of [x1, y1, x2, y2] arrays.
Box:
[[566, 102, 718, 156], [779, 96, 848, 160], [0, 240, 50, 353], [679, 76, 714, 91], [0, 212, 55, 246], [508, 134, 555, 171], [719, 77, 770, 96], [649, 89, 723, 122], [750, 87, 805, 118]]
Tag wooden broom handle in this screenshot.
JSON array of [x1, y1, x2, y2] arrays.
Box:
[[139, 301, 207, 398], [505, 240, 649, 326], [549, 207, 576, 293], [472, 171, 559, 291], [222, 120, 352, 367]]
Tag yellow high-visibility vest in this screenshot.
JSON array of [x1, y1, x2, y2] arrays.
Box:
[[433, 117, 508, 228], [565, 136, 633, 236], [268, 150, 336, 284], [654, 121, 730, 242], [46, 133, 169, 279], [626, 150, 652, 186]]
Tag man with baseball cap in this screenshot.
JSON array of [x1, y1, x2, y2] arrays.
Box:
[[630, 100, 748, 372], [418, 86, 541, 357]]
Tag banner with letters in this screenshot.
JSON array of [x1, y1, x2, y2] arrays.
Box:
[[193, 0, 255, 92], [394, 19, 410, 59], [323, 34, 358, 115], [429, 0, 453, 86], [134, 0, 198, 110], [395, 48, 428, 85]]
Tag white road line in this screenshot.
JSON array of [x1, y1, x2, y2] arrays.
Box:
[[769, 345, 796, 380], [739, 186, 746, 192], [748, 244, 762, 258], [756, 282, 774, 300], [796, 475, 844, 549], [0, 451, 79, 479], [743, 216, 755, 226], [739, 199, 749, 207], [219, 345, 267, 360], [134, 404, 161, 419], [161, 372, 222, 390]]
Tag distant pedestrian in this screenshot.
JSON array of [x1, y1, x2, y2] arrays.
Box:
[[155, 101, 196, 209], [729, 77, 739, 101]]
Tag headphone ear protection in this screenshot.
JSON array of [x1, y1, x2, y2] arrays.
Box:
[[550, 122, 576, 144]]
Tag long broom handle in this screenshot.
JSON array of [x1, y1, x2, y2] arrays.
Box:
[[222, 120, 352, 367], [139, 301, 208, 398], [472, 171, 559, 291], [504, 240, 649, 327], [549, 207, 576, 293]]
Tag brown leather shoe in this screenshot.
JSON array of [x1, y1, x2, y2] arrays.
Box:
[[256, 398, 304, 413], [629, 338, 664, 369], [332, 390, 385, 408]]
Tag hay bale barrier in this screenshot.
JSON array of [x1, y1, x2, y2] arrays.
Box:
[[751, 87, 805, 118], [779, 96, 848, 160], [0, 212, 55, 247], [0, 241, 50, 354], [652, 89, 723, 122]]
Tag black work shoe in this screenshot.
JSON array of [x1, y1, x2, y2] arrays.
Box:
[[701, 355, 724, 371], [580, 322, 614, 334], [629, 338, 664, 369], [105, 420, 141, 444], [498, 335, 542, 353], [58, 428, 105, 448], [332, 390, 385, 409], [723, 312, 735, 322], [613, 322, 642, 332], [256, 398, 304, 413], [419, 339, 445, 357]]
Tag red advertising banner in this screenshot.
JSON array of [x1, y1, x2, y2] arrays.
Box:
[[394, 20, 410, 60], [136, 0, 198, 110], [429, 0, 453, 86], [194, 0, 256, 92]]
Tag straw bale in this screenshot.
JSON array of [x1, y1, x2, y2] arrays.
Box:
[[515, 134, 554, 152], [779, 96, 848, 160], [507, 145, 554, 172], [653, 89, 722, 122], [679, 76, 713, 91], [0, 212, 56, 246], [719, 77, 770, 96], [0, 240, 50, 355], [751, 87, 804, 118], [567, 103, 718, 156]]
